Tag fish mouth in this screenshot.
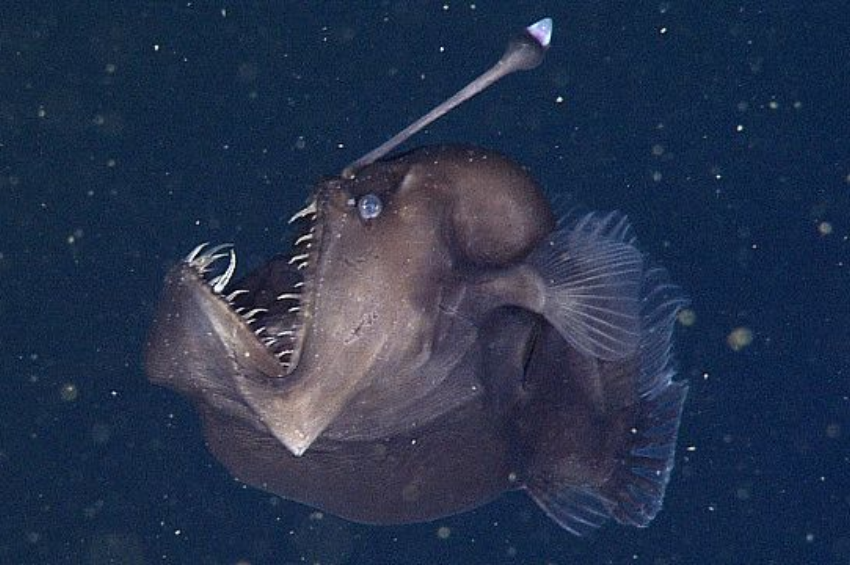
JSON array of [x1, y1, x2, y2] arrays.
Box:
[[181, 195, 324, 376]]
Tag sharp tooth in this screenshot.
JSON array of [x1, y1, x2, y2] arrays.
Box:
[[277, 293, 301, 301], [226, 289, 249, 302], [288, 253, 310, 265], [243, 308, 268, 319], [294, 281, 305, 288], [295, 233, 313, 246], [185, 242, 209, 263], [276, 330, 295, 337], [287, 306, 301, 313], [194, 244, 233, 271], [204, 243, 233, 257], [211, 249, 237, 293], [254, 326, 267, 336], [288, 200, 317, 224], [209, 274, 224, 290]]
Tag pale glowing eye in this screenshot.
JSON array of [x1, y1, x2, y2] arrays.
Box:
[[357, 193, 383, 220]]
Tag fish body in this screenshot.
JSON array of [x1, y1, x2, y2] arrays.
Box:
[[146, 145, 687, 534]]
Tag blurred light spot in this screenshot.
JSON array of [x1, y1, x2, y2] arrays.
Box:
[[727, 327, 753, 351], [677, 308, 696, 327], [826, 423, 841, 439], [60, 382, 78, 402]]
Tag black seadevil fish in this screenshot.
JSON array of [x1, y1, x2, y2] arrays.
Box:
[[146, 18, 688, 535]]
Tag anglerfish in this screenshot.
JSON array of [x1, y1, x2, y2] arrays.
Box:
[[146, 17, 688, 535]]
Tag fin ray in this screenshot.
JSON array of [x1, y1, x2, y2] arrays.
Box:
[[529, 212, 643, 360], [525, 226, 689, 533], [526, 483, 613, 536]]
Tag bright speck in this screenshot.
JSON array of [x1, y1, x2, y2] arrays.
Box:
[[60, 383, 78, 402]]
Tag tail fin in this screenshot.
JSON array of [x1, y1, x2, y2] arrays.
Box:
[[525, 216, 688, 535]]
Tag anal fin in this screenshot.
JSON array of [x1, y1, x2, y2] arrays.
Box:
[[526, 379, 688, 535], [526, 482, 612, 537]]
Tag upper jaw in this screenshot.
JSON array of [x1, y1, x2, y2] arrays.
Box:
[[150, 182, 384, 456], [181, 190, 328, 377]]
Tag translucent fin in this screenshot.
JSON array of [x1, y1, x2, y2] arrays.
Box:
[[636, 266, 688, 398], [526, 245, 689, 535], [526, 482, 613, 536], [607, 380, 688, 527], [526, 360, 688, 535], [605, 265, 688, 527], [529, 212, 643, 361]]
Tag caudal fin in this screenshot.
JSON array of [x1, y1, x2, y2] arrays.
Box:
[[526, 220, 689, 535], [527, 380, 687, 535]]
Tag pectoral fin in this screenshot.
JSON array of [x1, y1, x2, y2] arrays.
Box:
[[528, 212, 643, 361]]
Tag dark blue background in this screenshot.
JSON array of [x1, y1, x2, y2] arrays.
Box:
[[1, 2, 848, 564]]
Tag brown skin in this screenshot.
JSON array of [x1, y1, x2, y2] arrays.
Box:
[[145, 145, 685, 527]]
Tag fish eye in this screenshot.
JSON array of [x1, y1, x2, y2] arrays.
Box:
[[357, 193, 383, 220]]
